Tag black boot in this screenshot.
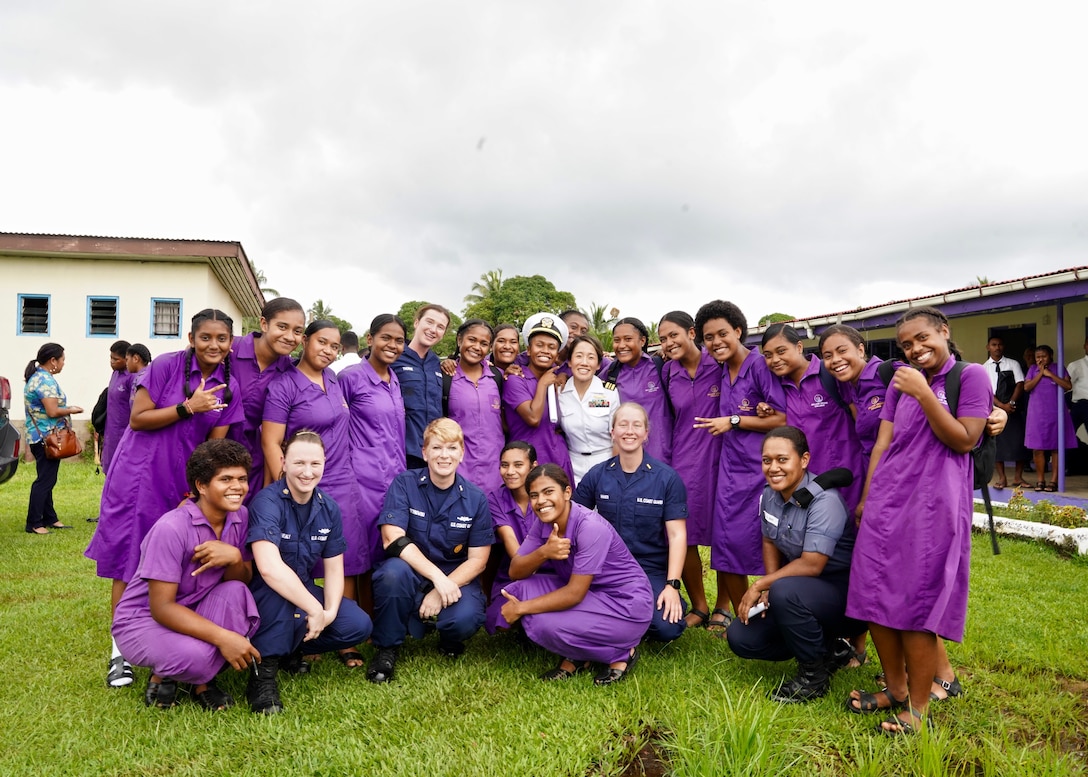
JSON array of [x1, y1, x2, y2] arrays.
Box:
[[247, 656, 283, 715], [769, 659, 831, 703]]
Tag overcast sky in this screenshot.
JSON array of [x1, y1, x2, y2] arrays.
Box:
[[3, 1, 1087, 333]]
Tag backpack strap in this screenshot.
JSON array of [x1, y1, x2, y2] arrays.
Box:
[[441, 372, 453, 416], [603, 358, 622, 392], [817, 362, 850, 410], [876, 359, 899, 388]]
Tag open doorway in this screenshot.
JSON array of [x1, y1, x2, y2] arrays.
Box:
[[988, 324, 1037, 373]]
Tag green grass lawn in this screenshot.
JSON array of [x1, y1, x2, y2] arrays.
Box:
[[1, 460, 1086, 776]]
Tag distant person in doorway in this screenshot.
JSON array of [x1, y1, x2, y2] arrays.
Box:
[[982, 336, 1027, 488]]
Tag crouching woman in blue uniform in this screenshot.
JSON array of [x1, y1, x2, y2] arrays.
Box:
[[244, 430, 373, 714], [573, 402, 689, 643], [725, 426, 864, 703], [367, 418, 494, 684]]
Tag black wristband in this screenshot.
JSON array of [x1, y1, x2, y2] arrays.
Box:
[[419, 580, 435, 595], [176, 402, 193, 420], [385, 536, 414, 558]]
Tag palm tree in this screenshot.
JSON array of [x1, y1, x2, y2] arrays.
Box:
[[463, 269, 504, 308], [248, 258, 280, 297], [308, 299, 334, 323], [587, 302, 618, 338]]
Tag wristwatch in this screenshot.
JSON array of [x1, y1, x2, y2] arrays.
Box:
[[730, 414, 741, 429], [665, 578, 681, 590]]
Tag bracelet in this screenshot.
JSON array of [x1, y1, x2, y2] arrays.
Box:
[[176, 402, 193, 420]]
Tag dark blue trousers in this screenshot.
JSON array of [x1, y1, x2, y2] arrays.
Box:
[[26, 442, 60, 531], [371, 558, 485, 649], [250, 580, 372, 657]]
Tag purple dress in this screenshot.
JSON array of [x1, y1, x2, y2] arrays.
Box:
[[780, 356, 865, 513], [663, 349, 722, 546], [846, 358, 992, 641], [101, 369, 134, 473], [112, 501, 259, 685], [503, 372, 575, 483], [339, 360, 406, 570], [264, 368, 370, 576], [611, 354, 673, 463], [228, 332, 296, 503], [484, 487, 539, 634], [841, 357, 893, 459], [502, 503, 653, 664], [711, 350, 786, 575], [447, 360, 504, 494], [1024, 364, 1077, 450], [86, 350, 242, 583]]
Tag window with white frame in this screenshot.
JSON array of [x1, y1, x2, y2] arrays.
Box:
[[88, 297, 119, 337], [151, 299, 182, 338], [18, 294, 50, 335]]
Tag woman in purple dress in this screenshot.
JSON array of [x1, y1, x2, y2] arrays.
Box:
[[228, 298, 306, 503], [692, 300, 786, 631], [659, 311, 722, 629], [262, 320, 368, 667], [607, 317, 672, 463], [445, 319, 505, 495], [112, 439, 260, 711], [339, 314, 408, 610], [101, 339, 133, 474], [499, 464, 652, 685], [845, 307, 991, 735], [88, 309, 243, 689], [760, 323, 865, 514], [484, 440, 538, 634], [1023, 344, 1076, 492]]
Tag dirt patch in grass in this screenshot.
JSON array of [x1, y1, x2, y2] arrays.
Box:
[[588, 727, 671, 777], [617, 739, 669, 777], [1054, 674, 1088, 758]]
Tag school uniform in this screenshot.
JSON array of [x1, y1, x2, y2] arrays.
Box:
[[228, 332, 296, 503], [501, 503, 653, 665], [502, 372, 575, 484], [574, 454, 689, 642], [558, 375, 619, 486], [1024, 363, 1078, 450], [726, 473, 863, 663], [371, 470, 494, 649], [711, 350, 786, 576], [446, 360, 505, 495], [264, 367, 370, 576], [101, 369, 134, 474], [778, 356, 865, 513], [112, 501, 260, 685], [484, 486, 543, 634], [87, 351, 243, 584], [339, 360, 406, 568], [663, 350, 723, 546], [847, 358, 992, 641], [392, 348, 443, 467], [246, 480, 372, 658], [840, 357, 892, 458], [610, 355, 673, 463]]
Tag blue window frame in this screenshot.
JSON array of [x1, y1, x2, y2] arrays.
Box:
[[151, 298, 183, 338], [87, 296, 119, 337], [18, 294, 50, 335]]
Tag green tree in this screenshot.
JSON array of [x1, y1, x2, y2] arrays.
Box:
[[463, 269, 505, 311], [308, 299, 334, 322], [463, 275, 577, 329], [587, 302, 619, 351], [396, 300, 462, 359], [758, 312, 795, 327], [248, 258, 280, 298]]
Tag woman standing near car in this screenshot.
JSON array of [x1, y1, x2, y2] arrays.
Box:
[[23, 342, 83, 534]]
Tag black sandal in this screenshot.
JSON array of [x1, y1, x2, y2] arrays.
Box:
[[337, 650, 365, 668], [930, 675, 964, 702], [878, 707, 931, 736], [145, 677, 179, 709], [706, 608, 733, 632], [193, 680, 235, 711], [594, 648, 639, 686], [540, 659, 591, 681], [846, 687, 907, 714], [685, 608, 711, 628]]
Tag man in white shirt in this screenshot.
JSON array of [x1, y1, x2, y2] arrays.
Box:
[[983, 335, 1027, 488], [1066, 338, 1088, 438], [331, 331, 362, 374]]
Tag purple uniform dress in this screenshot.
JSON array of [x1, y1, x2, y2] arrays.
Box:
[[779, 356, 865, 513], [502, 503, 653, 664], [663, 349, 723, 546], [611, 355, 673, 463], [447, 360, 505, 494], [503, 372, 575, 483], [711, 350, 786, 575], [86, 351, 242, 583], [841, 357, 893, 459], [484, 486, 541, 634], [101, 369, 134, 473], [264, 367, 370, 576], [228, 332, 296, 504], [339, 360, 406, 569], [846, 359, 992, 641], [1024, 364, 1078, 449], [112, 501, 260, 685]]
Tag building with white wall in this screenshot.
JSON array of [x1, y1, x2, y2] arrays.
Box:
[[1, 232, 264, 428]]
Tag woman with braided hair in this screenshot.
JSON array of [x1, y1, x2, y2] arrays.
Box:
[[87, 308, 243, 689]]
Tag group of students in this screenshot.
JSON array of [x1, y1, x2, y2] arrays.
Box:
[[72, 295, 995, 736]]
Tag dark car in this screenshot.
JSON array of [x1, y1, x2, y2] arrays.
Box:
[[0, 375, 21, 484]]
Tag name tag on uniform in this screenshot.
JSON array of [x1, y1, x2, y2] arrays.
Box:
[[764, 511, 779, 527]]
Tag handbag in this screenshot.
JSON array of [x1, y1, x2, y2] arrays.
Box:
[[31, 416, 83, 460]]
